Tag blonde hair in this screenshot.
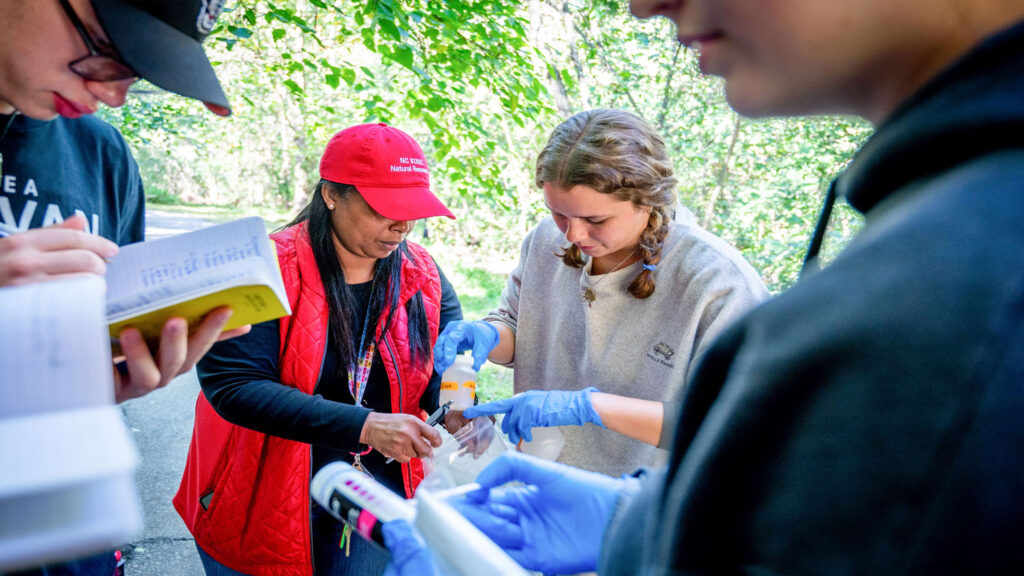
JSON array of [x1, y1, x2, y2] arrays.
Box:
[[536, 109, 677, 299]]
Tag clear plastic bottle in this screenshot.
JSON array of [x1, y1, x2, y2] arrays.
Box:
[[440, 353, 476, 410]]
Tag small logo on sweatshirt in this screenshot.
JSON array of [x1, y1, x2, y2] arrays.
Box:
[[646, 342, 675, 368], [653, 342, 674, 360]]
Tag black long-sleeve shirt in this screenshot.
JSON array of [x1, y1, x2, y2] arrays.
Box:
[[198, 262, 462, 493]]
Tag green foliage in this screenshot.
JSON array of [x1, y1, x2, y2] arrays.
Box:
[[103, 0, 873, 296], [427, 246, 515, 403], [145, 186, 184, 206]]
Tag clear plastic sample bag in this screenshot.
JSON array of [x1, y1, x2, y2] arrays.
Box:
[[421, 416, 511, 491]]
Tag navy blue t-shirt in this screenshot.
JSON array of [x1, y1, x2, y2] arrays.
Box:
[[0, 115, 143, 575], [0, 113, 144, 244]]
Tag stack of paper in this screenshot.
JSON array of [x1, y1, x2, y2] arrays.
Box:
[[0, 276, 142, 571]]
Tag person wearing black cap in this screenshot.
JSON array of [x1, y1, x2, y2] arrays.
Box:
[[0, 0, 242, 400], [0, 1, 236, 574]]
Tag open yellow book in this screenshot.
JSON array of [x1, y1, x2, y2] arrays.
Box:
[[105, 216, 291, 343]]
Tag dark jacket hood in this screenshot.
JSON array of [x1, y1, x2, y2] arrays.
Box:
[[838, 19, 1024, 214]]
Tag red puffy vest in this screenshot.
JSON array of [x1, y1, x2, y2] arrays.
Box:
[[174, 222, 442, 576]]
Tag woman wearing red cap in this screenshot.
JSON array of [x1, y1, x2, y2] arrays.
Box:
[[174, 123, 464, 576]]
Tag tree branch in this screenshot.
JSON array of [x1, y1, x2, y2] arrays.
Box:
[[545, 0, 640, 112], [656, 43, 683, 133], [701, 114, 743, 229]]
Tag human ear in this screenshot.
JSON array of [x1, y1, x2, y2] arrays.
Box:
[[320, 185, 337, 210]]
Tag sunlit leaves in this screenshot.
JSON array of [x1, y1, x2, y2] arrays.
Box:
[[104, 0, 871, 290], [282, 79, 303, 96]]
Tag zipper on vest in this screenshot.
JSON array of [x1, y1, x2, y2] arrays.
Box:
[[309, 332, 329, 575], [382, 333, 405, 413], [383, 333, 414, 493]]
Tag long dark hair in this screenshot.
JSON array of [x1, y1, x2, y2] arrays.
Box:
[[536, 109, 677, 299], [284, 180, 432, 383]]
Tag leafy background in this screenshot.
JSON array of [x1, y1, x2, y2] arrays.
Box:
[[100, 0, 873, 397]]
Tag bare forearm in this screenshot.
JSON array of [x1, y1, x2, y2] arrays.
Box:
[[590, 392, 663, 446], [488, 322, 516, 365]]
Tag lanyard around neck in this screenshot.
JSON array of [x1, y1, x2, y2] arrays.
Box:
[[347, 273, 380, 407]]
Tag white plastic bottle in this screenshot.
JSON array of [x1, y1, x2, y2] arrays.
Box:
[[440, 354, 477, 410], [518, 426, 566, 461]]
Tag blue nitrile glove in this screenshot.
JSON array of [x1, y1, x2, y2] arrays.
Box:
[[382, 519, 439, 576], [454, 451, 638, 575], [463, 387, 603, 444], [433, 320, 500, 373]]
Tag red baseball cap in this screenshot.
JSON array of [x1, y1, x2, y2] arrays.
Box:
[[319, 123, 455, 220]]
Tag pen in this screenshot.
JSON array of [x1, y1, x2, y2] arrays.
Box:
[[385, 400, 451, 464]]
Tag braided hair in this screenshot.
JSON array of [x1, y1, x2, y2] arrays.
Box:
[[535, 109, 677, 299]]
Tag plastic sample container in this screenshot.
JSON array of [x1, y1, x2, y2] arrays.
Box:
[[440, 354, 477, 410]]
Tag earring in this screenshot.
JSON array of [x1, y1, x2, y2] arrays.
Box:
[[328, 204, 334, 210]]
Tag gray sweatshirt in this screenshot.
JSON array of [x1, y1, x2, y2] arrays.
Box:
[[485, 216, 768, 476]]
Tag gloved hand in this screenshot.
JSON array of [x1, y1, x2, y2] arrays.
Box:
[[382, 519, 438, 576], [463, 387, 603, 444], [454, 451, 638, 574], [433, 320, 500, 373]]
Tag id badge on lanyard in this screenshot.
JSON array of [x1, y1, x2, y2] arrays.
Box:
[[348, 285, 379, 475], [348, 340, 376, 474]]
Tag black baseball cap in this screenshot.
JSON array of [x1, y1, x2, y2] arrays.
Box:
[[92, 0, 232, 116]]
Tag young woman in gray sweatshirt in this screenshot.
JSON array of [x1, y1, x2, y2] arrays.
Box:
[[435, 109, 768, 476]]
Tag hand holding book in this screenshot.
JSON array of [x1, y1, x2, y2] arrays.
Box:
[[0, 214, 118, 287], [105, 217, 290, 401], [111, 306, 250, 402]]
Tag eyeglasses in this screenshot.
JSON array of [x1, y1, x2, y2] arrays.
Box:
[[58, 0, 137, 82]]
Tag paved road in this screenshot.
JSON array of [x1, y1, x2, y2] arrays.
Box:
[[144, 209, 219, 241], [120, 209, 217, 575], [120, 370, 204, 575]]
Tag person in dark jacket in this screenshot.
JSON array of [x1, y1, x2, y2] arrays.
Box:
[[176, 123, 465, 576], [383, 0, 1024, 574]]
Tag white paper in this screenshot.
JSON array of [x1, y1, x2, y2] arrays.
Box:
[[0, 276, 113, 417], [0, 473, 142, 571], [0, 406, 138, 499], [0, 276, 142, 571]]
